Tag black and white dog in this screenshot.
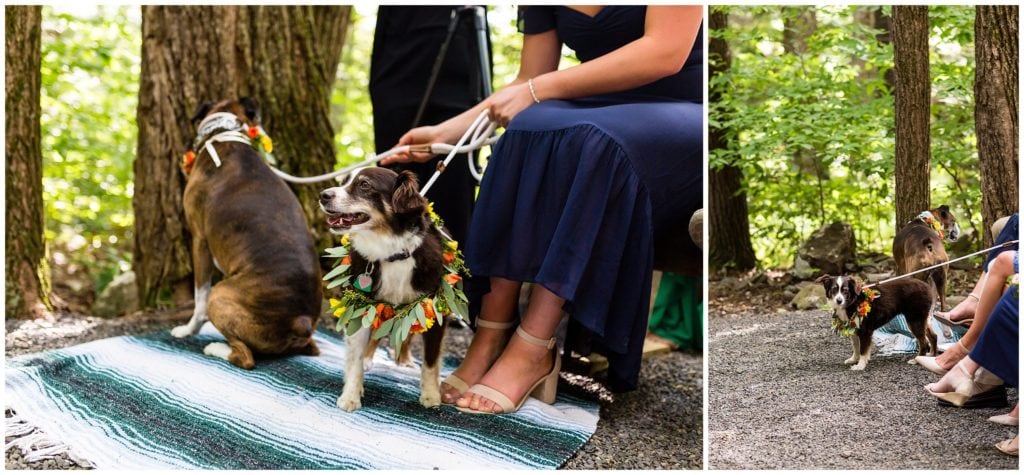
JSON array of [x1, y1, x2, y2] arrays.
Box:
[[818, 274, 937, 371], [319, 167, 447, 411]]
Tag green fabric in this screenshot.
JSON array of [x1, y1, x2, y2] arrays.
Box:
[[649, 272, 703, 351]]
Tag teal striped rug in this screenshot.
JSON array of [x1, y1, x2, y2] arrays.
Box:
[[873, 314, 967, 357], [5, 323, 599, 469]]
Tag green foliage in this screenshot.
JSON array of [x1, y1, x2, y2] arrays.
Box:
[[711, 6, 980, 268], [40, 6, 139, 291]]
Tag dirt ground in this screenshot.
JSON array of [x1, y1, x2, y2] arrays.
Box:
[[707, 272, 1019, 470]]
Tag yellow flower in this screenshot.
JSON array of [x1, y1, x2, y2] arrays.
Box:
[[261, 135, 273, 153], [329, 298, 341, 308], [445, 240, 458, 251], [341, 234, 350, 246], [427, 202, 440, 220], [333, 306, 346, 317]]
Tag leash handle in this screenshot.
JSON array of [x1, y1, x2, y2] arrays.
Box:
[[861, 239, 1019, 290]]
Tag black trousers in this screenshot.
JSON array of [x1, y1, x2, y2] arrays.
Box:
[[370, 6, 491, 319]]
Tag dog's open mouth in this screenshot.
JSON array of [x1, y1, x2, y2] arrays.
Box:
[[326, 212, 370, 229]]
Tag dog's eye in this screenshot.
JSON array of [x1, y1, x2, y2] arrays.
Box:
[[359, 180, 371, 191]]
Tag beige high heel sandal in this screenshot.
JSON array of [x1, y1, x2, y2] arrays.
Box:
[[441, 318, 517, 403], [457, 326, 561, 415], [926, 363, 1005, 407]]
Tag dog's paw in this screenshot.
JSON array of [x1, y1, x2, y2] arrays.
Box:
[[850, 363, 867, 371], [398, 358, 419, 369], [170, 325, 195, 338], [203, 342, 232, 360], [337, 393, 362, 412], [419, 389, 442, 408], [843, 356, 858, 365], [362, 356, 375, 372]]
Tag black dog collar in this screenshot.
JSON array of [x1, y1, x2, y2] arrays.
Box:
[[385, 251, 411, 262]]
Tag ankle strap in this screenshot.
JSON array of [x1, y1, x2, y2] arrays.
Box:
[[476, 318, 516, 330], [516, 326, 556, 349]]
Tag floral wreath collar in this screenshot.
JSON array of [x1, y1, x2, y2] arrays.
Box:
[[182, 112, 275, 175], [913, 211, 945, 239], [324, 204, 470, 349], [830, 287, 880, 337]]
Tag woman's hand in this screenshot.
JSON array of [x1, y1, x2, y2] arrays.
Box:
[[488, 82, 536, 127], [381, 124, 454, 165]]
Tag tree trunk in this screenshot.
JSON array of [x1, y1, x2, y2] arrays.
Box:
[[5, 6, 51, 319], [134, 6, 351, 306], [975, 6, 1018, 246], [708, 9, 757, 272], [892, 6, 931, 227]]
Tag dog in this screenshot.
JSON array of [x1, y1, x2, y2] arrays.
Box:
[[170, 98, 323, 368], [892, 205, 960, 312], [818, 274, 936, 370], [318, 167, 447, 411]]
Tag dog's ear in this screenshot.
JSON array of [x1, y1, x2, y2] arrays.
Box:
[[190, 101, 214, 125], [849, 278, 862, 296], [239, 97, 261, 123], [815, 274, 833, 287], [937, 204, 950, 218], [392, 170, 427, 215]]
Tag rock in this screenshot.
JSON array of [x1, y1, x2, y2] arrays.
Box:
[[797, 222, 856, 275], [719, 276, 742, 291], [791, 256, 816, 279], [91, 271, 139, 318], [790, 282, 827, 310]]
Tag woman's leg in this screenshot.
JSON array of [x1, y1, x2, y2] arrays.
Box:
[[457, 284, 563, 413], [934, 251, 1016, 370], [937, 272, 985, 322], [440, 277, 520, 403]]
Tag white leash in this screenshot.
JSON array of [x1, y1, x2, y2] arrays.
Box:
[[862, 239, 1019, 290], [263, 110, 499, 194]]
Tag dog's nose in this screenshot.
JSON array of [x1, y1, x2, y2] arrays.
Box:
[[319, 190, 334, 203]]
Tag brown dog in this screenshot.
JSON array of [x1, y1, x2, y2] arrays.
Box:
[[892, 205, 960, 312], [171, 98, 323, 369]]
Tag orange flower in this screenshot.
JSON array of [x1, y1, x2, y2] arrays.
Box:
[[371, 314, 382, 330], [421, 299, 436, 321], [183, 150, 196, 165], [341, 255, 352, 266], [247, 127, 260, 139], [443, 252, 455, 264], [376, 304, 396, 321], [445, 274, 461, 285]]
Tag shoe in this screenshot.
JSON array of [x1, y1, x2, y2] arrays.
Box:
[[933, 311, 973, 328], [995, 435, 1018, 456], [989, 414, 1019, 426], [457, 326, 561, 415], [440, 318, 517, 405], [926, 362, 1006, 407], [915, 356, 949, 376]]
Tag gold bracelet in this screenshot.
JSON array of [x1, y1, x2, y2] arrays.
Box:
[[527, 78, 541, 103]]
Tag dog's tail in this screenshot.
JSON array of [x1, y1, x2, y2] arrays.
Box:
[[291, 315, 316, 339]]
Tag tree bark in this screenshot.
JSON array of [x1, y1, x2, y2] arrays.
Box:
[[975, 6, 1018, 246], [708, 9, 757, 272], [892, 6, 931, 227], [134, 6, 351, 306], [5, 6, 51, 319]]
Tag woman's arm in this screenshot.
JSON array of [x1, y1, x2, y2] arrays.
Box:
[[383, 27, 561, 163], [488, 6, 702, 124]]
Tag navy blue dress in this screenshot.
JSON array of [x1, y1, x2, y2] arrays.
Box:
[[464, 6, 703, 391]]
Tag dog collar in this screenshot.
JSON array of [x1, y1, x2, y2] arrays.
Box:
[[385, 251, 411, 262], [183, 112, 275, 175], [912, 211, 945, 239]]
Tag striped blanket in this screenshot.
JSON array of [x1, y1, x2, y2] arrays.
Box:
[[873, 314, 967, 357], [5, 323, 599, 469]]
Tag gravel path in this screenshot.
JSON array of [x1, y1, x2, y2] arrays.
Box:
[[5, 309, 702, 470], [708, 307, 1018, 470]]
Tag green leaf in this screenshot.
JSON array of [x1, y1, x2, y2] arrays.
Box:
[[326, 275, 351, 289], [373, 317, 396, 339], [346, 318, 362, 336], [413, 303, 427, 328], [324, 246, 348, 257], [441, 280, 457, 312], [323, 264, 349, 281], [361, 305, 377, 327]]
